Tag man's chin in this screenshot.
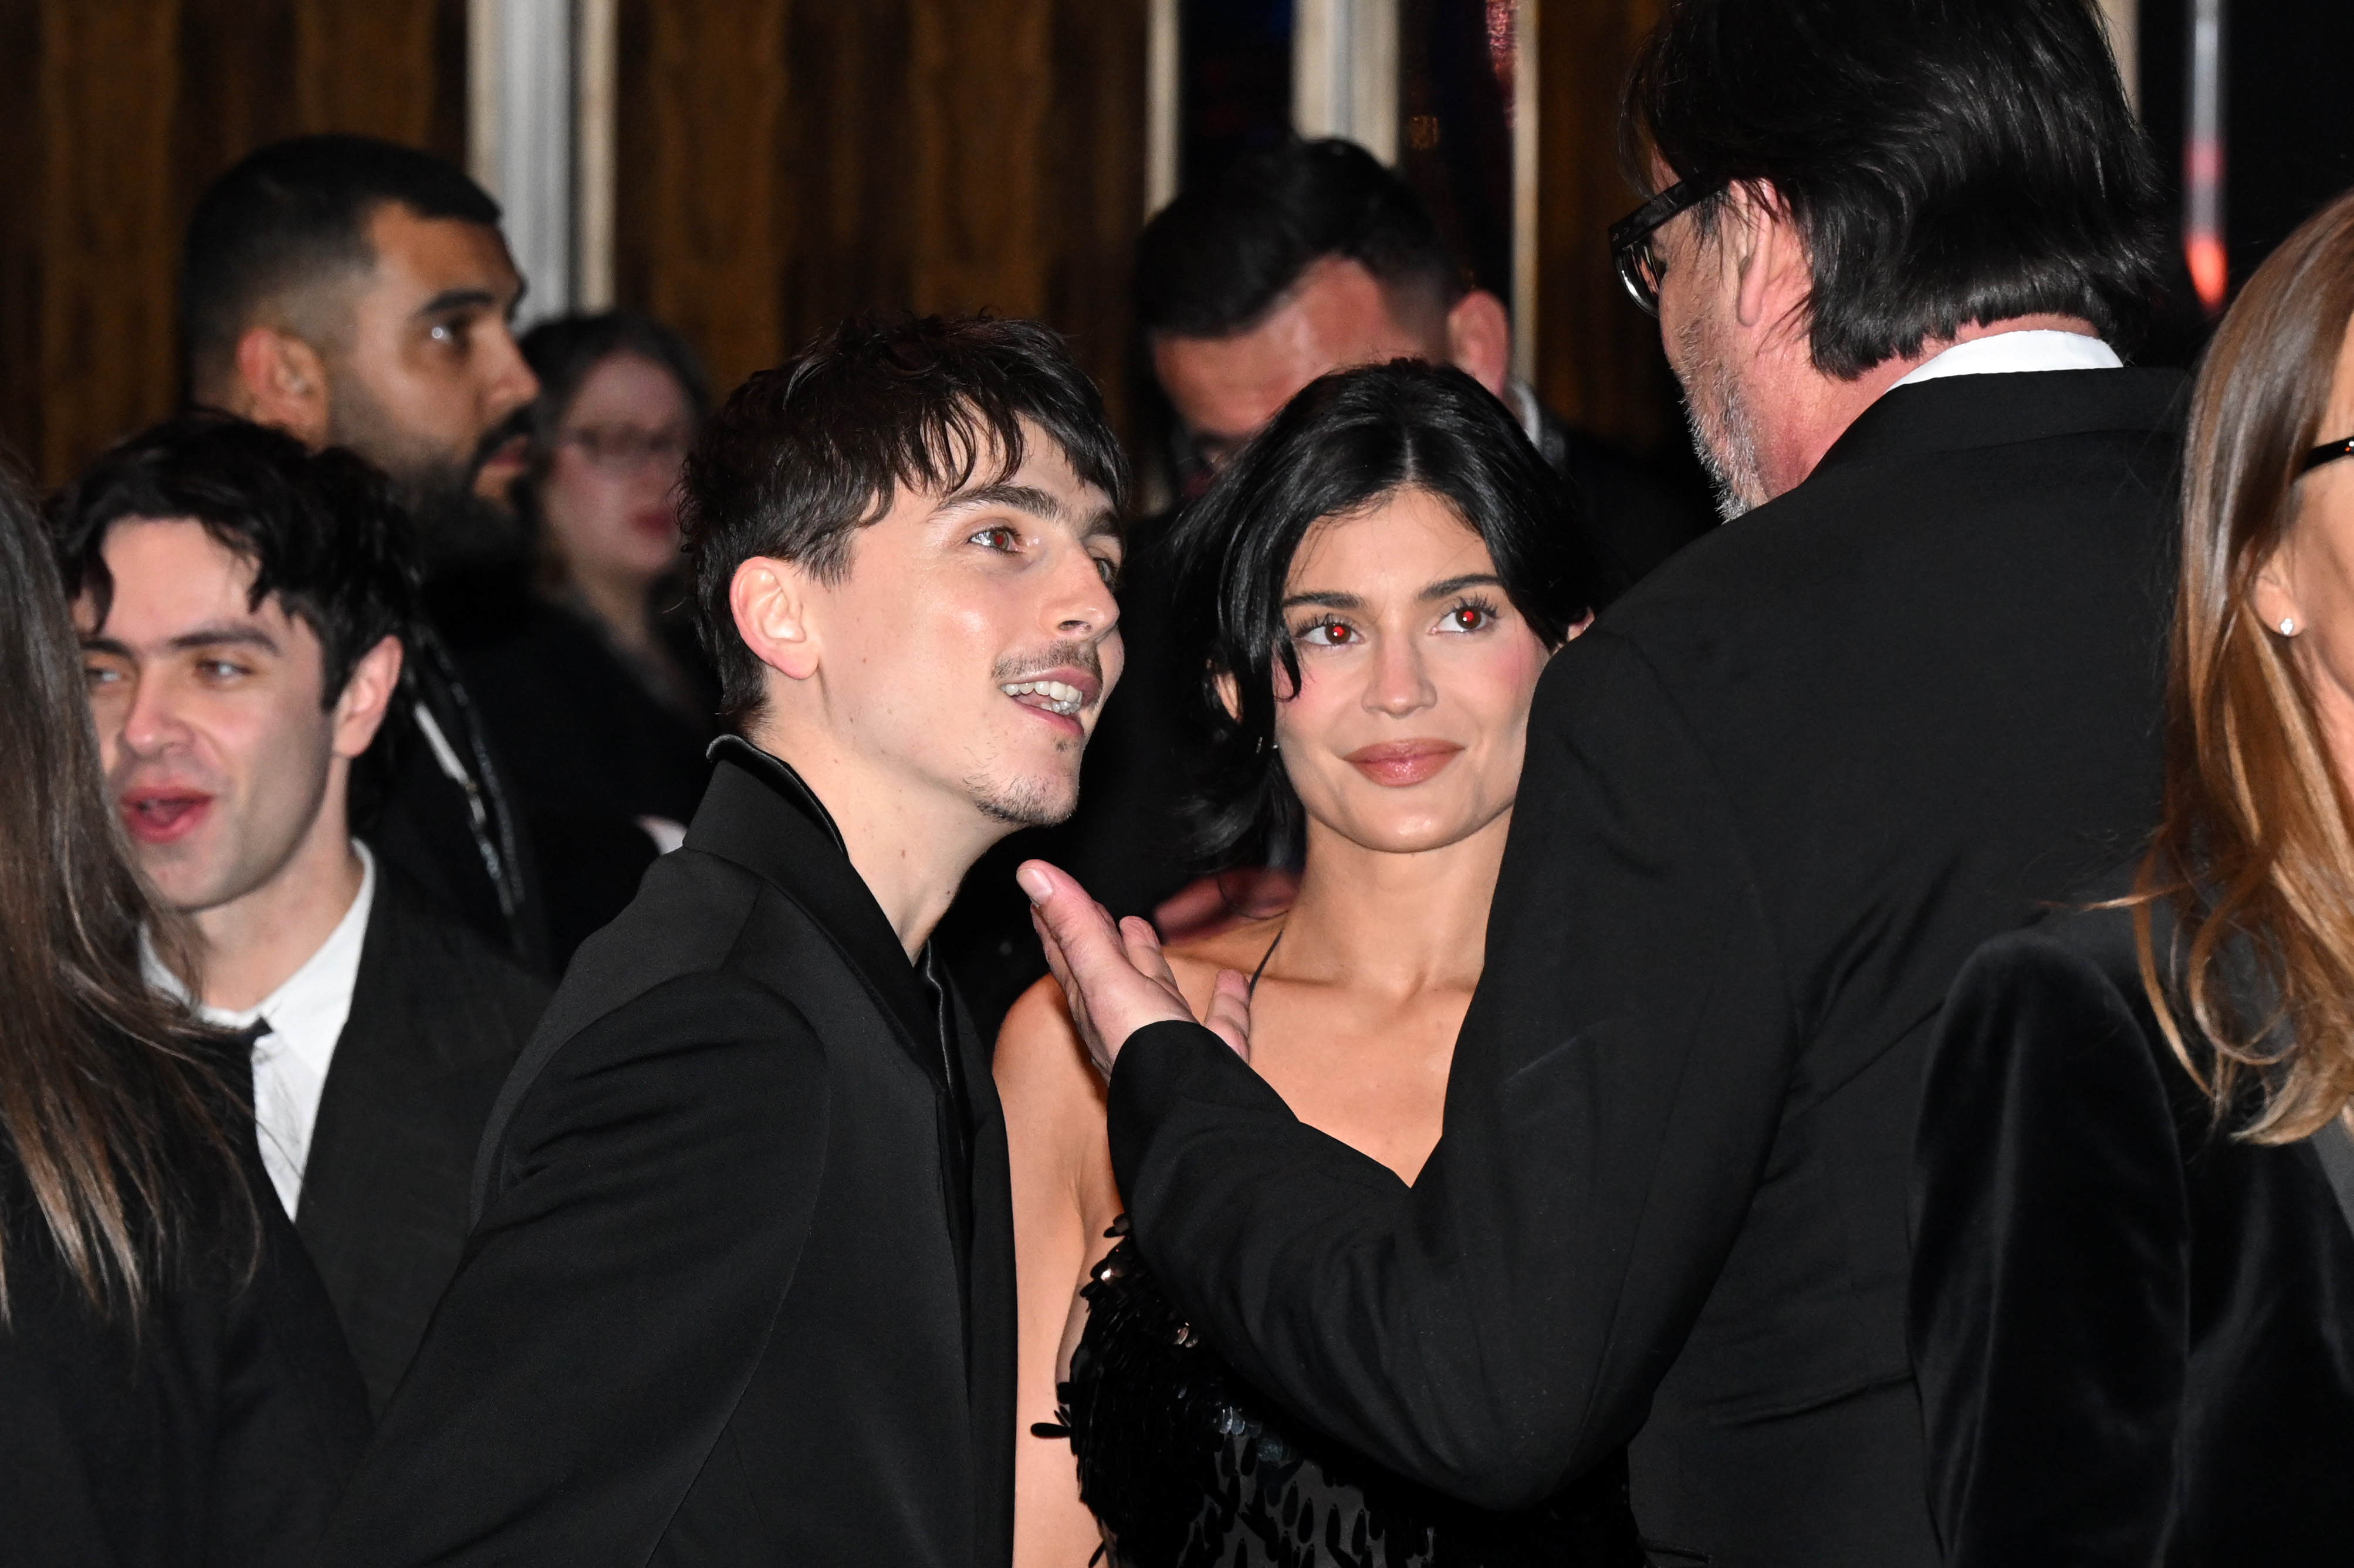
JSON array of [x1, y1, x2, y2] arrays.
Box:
[[968, 772, 1080, 831]]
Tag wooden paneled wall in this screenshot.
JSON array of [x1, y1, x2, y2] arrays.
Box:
[[1533, 0, 1682, 462], [0, 0, 467, 486], [613, 0, 1151, 449]]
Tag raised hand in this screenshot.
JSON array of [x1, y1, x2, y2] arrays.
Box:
[[1019, 859, 1252, 1076]]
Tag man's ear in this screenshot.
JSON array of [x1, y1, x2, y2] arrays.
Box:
[[1727, 180, 1808, 340], [732, 557, 823, 683], [232, 326, 333, 448], [1443, 289, 1514, 396], [332, 634, 404, 760]]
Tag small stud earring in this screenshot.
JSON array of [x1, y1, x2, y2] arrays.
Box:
[[2281, 617, 2298, 636]]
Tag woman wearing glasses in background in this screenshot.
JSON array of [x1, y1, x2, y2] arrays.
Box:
[[1912, 189, 2354, 1566], [460, 311, 719, 844]]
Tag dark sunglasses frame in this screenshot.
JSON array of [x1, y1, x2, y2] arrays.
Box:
[[2305, 435, 2354, 474], [1608, 177, 1729, 316]]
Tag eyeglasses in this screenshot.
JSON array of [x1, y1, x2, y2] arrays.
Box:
[[2304, 435, 2354, 474], [560, 422, 694, 473], [1608, 177, 1727, 317]]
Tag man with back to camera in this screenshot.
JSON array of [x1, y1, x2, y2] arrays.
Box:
[[938, 136, 1713, 1029], [1024, 1, 2180, 1563], [181, 133, 553, 968], [319, 314, 1127, 1565], [48, 414, 549, 1415]]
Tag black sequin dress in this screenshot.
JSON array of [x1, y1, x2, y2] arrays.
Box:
[[1052, 1222, 1650, 1568]]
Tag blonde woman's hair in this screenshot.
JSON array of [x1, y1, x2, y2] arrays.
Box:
[[2135, 187, 2354, 1142]]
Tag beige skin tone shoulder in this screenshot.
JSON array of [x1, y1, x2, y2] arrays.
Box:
[[998, 486, 1564, 1564]]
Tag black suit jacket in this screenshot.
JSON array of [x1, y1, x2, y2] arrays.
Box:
[[1913, 886, 2354, 1565], [296, 864, 548, 1414], [319, 739, 1018, 1566], [1104, 368, 2183, 1568]]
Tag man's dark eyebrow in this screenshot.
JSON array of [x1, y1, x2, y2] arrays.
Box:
[[415, 286, 503, 320], [1280, 590, 1365, 612], [1420, 573, 1506, 600], [168, 624, 281, 655], [934, 482, 1068, 526], [1081, 506, 1122, 543], [77, 623, 282, 658]]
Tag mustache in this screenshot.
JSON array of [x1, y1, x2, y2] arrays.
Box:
[[992, 639, 1105, 702]]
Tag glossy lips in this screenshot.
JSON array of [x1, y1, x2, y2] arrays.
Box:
[[1344, 738, 1463, 787], [119, 787, 212, 845]]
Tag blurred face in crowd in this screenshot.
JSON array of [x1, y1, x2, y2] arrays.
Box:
[[539, 351, 697, 601], [1152, 257, 1510, 492], [75, 519, 400, 917], [735, 422, 1124, 835], [1245, 486, 1557, 857], [323, 204, 540, 506], [2257, 311, 2354, 757]]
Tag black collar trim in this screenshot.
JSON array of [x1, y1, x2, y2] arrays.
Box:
[[705, 734, 847, 854]]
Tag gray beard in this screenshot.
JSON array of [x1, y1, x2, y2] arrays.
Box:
[[1673, 309, 1768, 523]]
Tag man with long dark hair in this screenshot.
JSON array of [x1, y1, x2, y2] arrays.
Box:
[[323, 314, 1126, 1565], [1025, 1, 2180, 1562]]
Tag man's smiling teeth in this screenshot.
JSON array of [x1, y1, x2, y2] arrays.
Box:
[[1001, 679, 1085, 716]]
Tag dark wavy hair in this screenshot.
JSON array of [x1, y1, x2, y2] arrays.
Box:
[[1169, 361, 1600, 871], [48, 414, 421, 706], [0, 472, 254, 1321], [1624, 0, 2165, 377]]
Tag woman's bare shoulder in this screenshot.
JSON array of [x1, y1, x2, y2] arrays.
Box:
[[994, 974, 1109, 1129]]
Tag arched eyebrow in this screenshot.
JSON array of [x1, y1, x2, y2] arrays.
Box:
[[1420, 573, 1504, 600], [1281, 574, 1504, 614]]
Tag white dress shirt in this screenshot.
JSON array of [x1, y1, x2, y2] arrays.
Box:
[[1892, 328, 2123, 387], [147, 844, 377, 1218]]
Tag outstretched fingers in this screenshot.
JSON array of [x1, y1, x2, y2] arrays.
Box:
[[1018, 859, 1196, 1075]]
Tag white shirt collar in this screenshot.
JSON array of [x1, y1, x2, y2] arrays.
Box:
[[1892, 329, 2123, 388], [146, 844, 377, 1218]]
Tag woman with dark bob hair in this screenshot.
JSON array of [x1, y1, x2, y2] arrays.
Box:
[[0, 478, 367, 1560], [995, 361, 1646, 1565], [1912, 188, 2354, 1564]]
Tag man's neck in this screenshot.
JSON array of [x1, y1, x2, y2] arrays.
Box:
[[745, 722, 999, 961], [190, 813, 367, 1012], [1756, 314, 2101, 500]]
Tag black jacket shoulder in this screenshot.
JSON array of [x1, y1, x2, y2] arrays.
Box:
[[1915, 879, 2354, 1566]]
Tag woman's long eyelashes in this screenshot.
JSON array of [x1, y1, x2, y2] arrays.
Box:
[[1440, 595, 1505, 632], [1290, 615, 1362, 648]]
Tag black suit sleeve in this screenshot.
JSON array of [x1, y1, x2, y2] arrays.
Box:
[[1908, 933, 2186, 1567], [1108, 630, 1794, 1509], [318, 974, 830, 1566]]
